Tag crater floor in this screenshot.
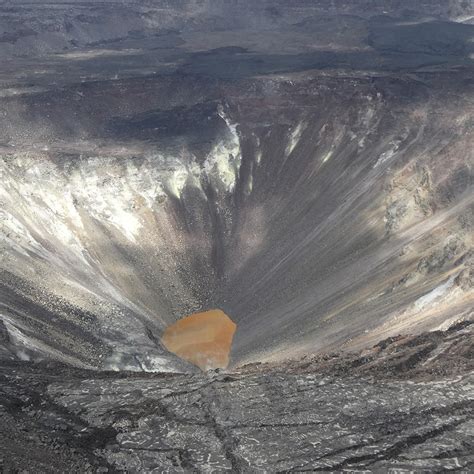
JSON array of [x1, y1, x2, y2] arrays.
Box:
[[161, 309, 237, 371]]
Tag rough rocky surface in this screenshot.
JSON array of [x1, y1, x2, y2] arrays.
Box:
[[240, 321, 474, 381], [1, 323, 473, 473]]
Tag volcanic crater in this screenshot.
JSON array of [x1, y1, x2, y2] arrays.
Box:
[[0, 1, 473, 472]]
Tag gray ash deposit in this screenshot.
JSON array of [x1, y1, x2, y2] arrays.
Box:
[[0, 0, 473, 472]]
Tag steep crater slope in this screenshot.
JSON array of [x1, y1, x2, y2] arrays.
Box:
[[0, 71, 472, 371], [0, 0, 473, 372]]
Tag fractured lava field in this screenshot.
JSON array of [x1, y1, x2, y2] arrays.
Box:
[[1, 324, 473, 472], [0, 0, 473, 472]]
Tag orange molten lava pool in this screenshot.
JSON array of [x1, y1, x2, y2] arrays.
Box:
[[161, 309, 237, 371]]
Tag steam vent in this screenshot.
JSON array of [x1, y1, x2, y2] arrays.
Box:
[[162, 310, 236, 370], [1, 0, 473, 472]]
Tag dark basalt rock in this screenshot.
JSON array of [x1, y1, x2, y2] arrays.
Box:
[[0, 323, 473, 472]]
